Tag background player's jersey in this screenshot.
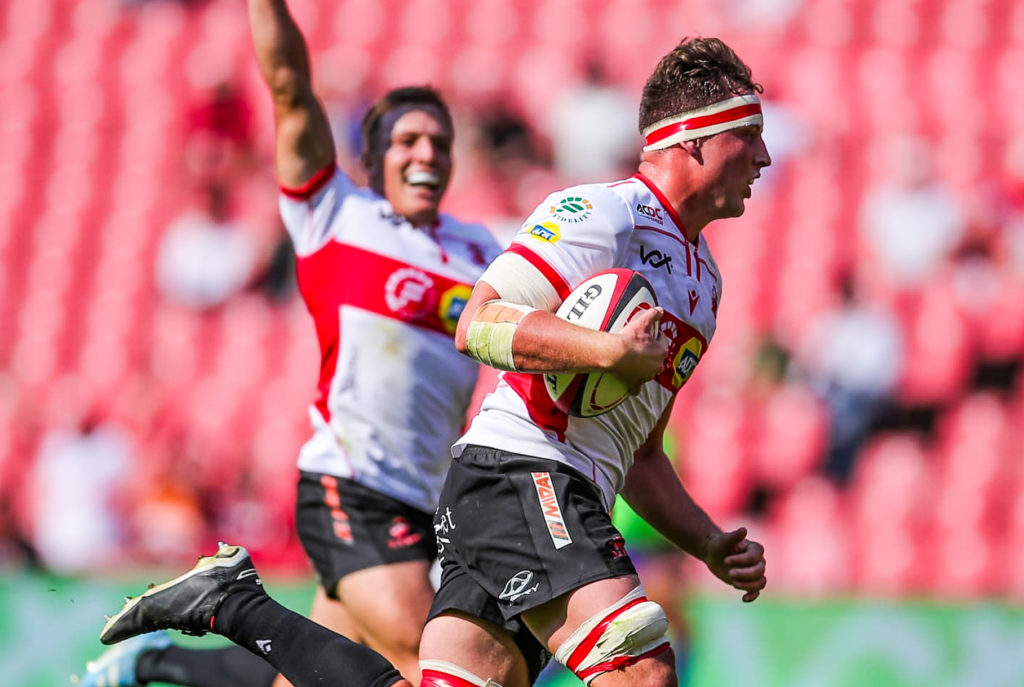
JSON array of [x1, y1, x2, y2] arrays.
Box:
[[280, 165, 500, 513], [455, 174, 721, 510]]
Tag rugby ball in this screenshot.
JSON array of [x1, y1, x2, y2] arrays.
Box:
[[544, 269, 658, 417]]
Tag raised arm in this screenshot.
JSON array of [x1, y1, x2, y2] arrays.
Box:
[[621, 399, 767, 602], [247, 0, 335, 187]]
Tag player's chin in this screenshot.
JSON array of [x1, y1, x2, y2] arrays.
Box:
[[403, 191, 442, 215], [722, 197, 746, 218]]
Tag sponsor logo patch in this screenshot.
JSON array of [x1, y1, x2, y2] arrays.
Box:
[[500, 570, 540, 602], [528, 221, 561, 243], [550, 196, 593, 223], [438, 284, 472, 334], [532, 472, 573, 549], [636, 203, 664, 223], [672, 336, 703, 388], [384, 267, 434, 316], [640, 244, 673, 273]]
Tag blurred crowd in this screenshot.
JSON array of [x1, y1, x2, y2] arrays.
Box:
[[1, 0, 1023, 602]]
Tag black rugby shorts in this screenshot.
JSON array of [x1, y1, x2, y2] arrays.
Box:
[[295, 470, 436, 598], [428, 445, 637, 621]]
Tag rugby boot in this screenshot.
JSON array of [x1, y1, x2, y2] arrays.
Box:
[[100, 543, 262, 645], [72, 630, 172, 687]]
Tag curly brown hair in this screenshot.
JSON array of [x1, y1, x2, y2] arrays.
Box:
[[638, 37, 762, 134]]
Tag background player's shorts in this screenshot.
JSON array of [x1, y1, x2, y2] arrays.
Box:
[[296, 470, 436, 598], [428, 445, 637, 671]]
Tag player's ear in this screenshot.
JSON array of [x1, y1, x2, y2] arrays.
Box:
[[680, 139, 704, 165]]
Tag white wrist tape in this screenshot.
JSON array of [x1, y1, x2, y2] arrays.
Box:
[[464, 300, 537, 371]]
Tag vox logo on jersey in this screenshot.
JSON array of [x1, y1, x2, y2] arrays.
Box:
[[639, 244, 673, 274]]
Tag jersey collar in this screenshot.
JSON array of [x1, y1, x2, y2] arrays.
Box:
[[632, 173, 693, 244]]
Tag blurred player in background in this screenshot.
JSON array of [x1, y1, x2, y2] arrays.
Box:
[[76, 0, 499, 686], [92, 34, 769, 687]]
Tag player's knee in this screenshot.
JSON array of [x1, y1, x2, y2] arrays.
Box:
[[553, 586, 671, 685], [419, 659, 505, 687]]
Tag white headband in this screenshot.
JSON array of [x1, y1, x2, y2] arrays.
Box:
[[642, 94, 762, 151]]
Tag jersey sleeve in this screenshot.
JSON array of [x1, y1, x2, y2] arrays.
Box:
[[277, 163, 361, 257], [504, 185, 634, 301]]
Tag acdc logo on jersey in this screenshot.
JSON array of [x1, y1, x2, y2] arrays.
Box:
[[639, 244, 673, 274], [636, 203, 664, 223], [654, 310, 707, 391]]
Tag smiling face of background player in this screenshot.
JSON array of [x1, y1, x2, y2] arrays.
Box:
[[378, 108, 453, 227]]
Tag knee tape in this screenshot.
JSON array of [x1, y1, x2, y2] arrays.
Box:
[[419, 659, 504, 687], [553, 586, 671, 684]]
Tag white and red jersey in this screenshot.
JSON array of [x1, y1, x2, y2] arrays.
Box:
[[455, 174, 722, 510], [280, 164, 500, 513]]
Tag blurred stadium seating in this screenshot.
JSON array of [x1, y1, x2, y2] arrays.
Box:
[[1, 0, 1022, 602]]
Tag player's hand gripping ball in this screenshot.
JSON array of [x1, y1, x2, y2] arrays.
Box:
[[544, 269, 658, 417]]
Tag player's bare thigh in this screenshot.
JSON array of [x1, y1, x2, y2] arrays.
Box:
[[419, 611, 533, 687], [337, 560, 435, 684]]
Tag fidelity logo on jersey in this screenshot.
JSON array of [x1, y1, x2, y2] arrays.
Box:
[[438, 284, 473, 334], [636, 203, 664, 223], [550, 196, 593, 223], [500, 570, 540, 602], [385, 267, 434, 316], [672, 336, 703, 388], [532, 472, 573, 549], [528, 221, 560, 243]]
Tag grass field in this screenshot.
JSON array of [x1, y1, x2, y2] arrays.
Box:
[[5, 569, 1023, 687]]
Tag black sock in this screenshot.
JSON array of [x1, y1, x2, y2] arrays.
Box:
[[212, 589, 405, 687], [137, 644, 277, 687]]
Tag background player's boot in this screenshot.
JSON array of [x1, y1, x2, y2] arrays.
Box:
[[72, 630, 172, 687], [100, 543, 263, 645]]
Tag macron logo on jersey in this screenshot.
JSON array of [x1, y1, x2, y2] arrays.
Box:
[[532, 472, 573, 549]]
